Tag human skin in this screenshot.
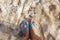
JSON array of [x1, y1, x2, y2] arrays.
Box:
[[21, 28, 29, 40], [30, 27, 43, 40], [30, 19, 43, 40], [21, 27, 43, 40], [19, 19, 43, 40]]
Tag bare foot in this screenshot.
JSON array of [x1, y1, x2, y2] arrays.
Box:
[[30, 27, 43, 40]]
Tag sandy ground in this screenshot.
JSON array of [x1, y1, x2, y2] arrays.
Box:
[[0, 0, 60, 40]]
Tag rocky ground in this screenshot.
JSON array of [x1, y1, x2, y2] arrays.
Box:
[[0, 0, 60, 40]]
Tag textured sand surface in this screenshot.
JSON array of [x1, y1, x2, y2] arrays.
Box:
[[0, 0, 60, 40]]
